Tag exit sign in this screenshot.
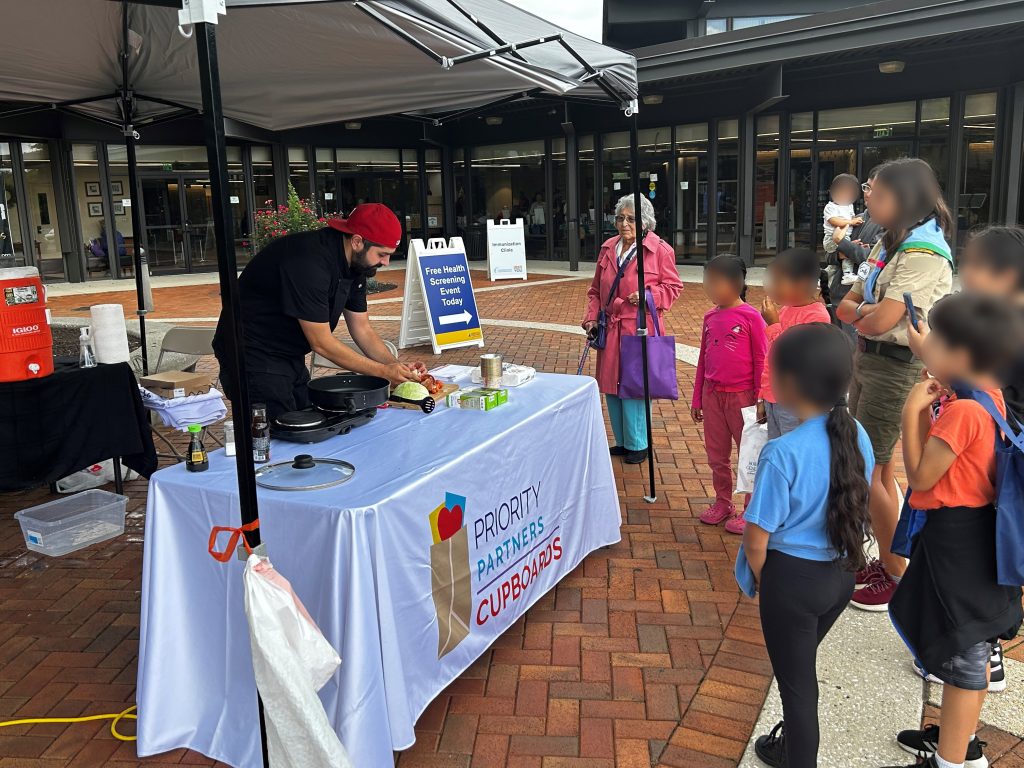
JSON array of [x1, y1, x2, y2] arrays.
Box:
[[873, 126, 893, 138]]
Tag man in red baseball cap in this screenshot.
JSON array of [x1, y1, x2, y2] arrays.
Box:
[[213, 203, 426, 420]]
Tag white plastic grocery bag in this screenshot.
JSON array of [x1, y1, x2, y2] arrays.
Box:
[[735, 405, 769, 494], [243, 554, 354, 768]]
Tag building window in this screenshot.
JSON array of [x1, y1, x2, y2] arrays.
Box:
[[716, 119, 739, 254], [706, 15, 804, 35], [424, 149, 444, 237], [552, 138, 567, 258], [470, 141, 546, 258], [579, 136, 596, 257], [674, 122, 708, 260], [918, 98, 951, 196], [399, 148, 421, 241], [756, 115, 781, 257], [817, 101, 917, 143], [788, 112, 814, 250], [288, 146, 310, 200], [705, 18, 728, 35], [601, 128, 671, 245], [0, 142, 24, 267], [251, 146, 275, 210], [21, 143, 65, 281], [959, 92, 997, 242], [73, 143, 113, 279]]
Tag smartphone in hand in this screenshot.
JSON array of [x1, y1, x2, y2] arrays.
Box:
[[903, 291, 919, 331]]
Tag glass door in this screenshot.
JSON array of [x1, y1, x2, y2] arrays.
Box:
[[141, 174, 214, 274], [182, 176, 215, 270], [860, 141, 914, 175], [0, 168, 17, 266]]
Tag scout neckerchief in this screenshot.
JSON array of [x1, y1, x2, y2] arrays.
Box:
[[861, 217, 952, 304]]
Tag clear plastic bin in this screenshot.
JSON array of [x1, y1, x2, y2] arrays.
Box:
[[14, 489, 128, 557]]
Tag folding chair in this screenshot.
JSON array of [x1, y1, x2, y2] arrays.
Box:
[[308, 339, 400, 377], [154, 326, 217, 374]]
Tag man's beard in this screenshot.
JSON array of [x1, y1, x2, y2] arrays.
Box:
[[350, 246, 379, 277]]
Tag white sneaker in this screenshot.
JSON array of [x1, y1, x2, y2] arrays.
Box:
[[841, 273, 858, 285], [912, 643, 1007, 693]]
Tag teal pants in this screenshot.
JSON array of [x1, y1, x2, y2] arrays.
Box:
[[606, 394, 648, 451]]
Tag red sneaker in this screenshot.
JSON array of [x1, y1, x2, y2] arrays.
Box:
[[699, 501, 734, 525], [850, 571, 898, 611], [724, 514, 746, 535], [855, 558, 886, 587]]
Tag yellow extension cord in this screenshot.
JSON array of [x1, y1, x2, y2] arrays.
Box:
[[0, 705, 137, 741]]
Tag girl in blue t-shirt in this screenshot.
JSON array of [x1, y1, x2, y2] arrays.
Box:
[[735, 323, 875, 768]]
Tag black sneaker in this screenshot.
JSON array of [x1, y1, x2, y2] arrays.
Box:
[[624, 448, 648, 464], [609, 445, 627, 457], [754, 721, 787, 767], [990, 642, 1006, 692], [896, 724, 989, 768], [882, 757, 939, 768]]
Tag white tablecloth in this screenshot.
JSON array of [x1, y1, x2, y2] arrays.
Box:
[[136, 372, 621, 767]]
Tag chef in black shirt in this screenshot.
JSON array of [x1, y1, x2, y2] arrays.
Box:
[[213, 203, 425, 419]]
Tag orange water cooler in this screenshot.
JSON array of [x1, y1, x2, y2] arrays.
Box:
[[0, 267, 53, 382]]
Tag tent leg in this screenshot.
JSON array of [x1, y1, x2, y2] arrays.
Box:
[[124, 138, 149, 376], [193, 20, 269, 767], [629, 113, 657, 504]]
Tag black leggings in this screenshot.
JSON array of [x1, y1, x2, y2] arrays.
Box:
[[759, 550, 855, 768]]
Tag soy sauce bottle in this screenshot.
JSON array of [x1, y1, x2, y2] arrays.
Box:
[[252, 403, 270, 464], [186, 424, 209, 472]]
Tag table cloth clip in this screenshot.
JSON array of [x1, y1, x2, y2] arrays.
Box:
[[207, 520, 263, 563]]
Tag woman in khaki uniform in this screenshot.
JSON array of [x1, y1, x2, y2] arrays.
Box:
[[836, 158, 953, 611]]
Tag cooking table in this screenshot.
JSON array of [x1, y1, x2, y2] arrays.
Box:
[[136, 371, 621, 767]]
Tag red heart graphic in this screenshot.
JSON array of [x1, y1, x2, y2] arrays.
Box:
[[437, 505, 463, 541]]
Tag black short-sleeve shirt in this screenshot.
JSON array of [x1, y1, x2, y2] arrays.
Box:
[[213, 227, 367, 370]]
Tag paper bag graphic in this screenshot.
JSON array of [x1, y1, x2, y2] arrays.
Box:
[[430, 526, 472, 658]]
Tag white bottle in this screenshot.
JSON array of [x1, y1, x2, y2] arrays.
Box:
[[223, 420, 236, 457], [79, 327, 96, 368]]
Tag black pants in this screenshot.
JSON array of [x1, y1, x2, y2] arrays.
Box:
[[216, 354, 310, 421], [759, 550, 855, 768]]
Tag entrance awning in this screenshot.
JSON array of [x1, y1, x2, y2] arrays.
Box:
[[0, 0, 637, 130]]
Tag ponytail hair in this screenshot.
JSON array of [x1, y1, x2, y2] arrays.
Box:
[[770, 324, 871, 571]]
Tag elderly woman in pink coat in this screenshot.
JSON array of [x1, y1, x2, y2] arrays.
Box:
[[582, 194, 683, 464]]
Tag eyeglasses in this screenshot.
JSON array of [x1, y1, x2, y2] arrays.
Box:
[[861, 183, 873, 193], [614, 215, 636, 225]]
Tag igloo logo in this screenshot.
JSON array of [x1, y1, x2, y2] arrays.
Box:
[[11, 324, 40, 335]]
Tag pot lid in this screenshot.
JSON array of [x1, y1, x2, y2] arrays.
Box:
[[254, 454, 355, 491]]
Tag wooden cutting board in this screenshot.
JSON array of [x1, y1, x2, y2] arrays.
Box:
[[387, 382, 460, 411]]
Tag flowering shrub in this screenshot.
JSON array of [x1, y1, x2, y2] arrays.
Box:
[[252, 182, 326, 252]]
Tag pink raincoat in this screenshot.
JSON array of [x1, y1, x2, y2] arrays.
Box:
[[583, 233, 683, 396]]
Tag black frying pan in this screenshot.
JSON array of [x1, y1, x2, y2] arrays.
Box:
[[307, 374, 390, 413]]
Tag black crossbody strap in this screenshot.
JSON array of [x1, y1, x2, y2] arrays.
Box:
[[605, 245, 637, 309]]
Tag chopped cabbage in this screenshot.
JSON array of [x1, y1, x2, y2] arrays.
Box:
[[393, 381, 429, 400]]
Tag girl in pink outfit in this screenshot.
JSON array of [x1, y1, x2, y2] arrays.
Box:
[[583, 195, 683, 464], [693, 256, 768, 534]]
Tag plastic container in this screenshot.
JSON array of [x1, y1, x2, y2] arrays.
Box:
[[14, 489, 128, 557]]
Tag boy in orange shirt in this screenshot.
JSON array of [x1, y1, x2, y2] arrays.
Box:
[[887, 293, 1024, 768]]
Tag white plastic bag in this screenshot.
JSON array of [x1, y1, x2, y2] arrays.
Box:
[[56, 460, 138, 494], [243, 554, 353, 768], [735, 405, 769, 494]]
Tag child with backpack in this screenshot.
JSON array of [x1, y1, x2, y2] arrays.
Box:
[[692, 255, 768, 534], [905, 225, 1024, 698], [735, 323, 874, 768], [888, 293, 1024, 768], [757, 248, 833, 438]]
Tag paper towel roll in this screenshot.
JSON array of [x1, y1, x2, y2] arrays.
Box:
[[90, 304, 131, 364]]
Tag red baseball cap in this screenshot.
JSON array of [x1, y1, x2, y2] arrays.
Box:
[[327, 203, 402, 249]]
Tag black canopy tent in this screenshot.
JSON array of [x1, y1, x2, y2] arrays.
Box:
[[0, 0, 660, 760]]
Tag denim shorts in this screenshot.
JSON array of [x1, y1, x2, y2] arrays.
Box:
[[765, 401, 800, 440], [930, 641, 993, 691]]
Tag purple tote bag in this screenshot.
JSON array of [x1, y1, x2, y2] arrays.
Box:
[[618, 289, 678, 400]]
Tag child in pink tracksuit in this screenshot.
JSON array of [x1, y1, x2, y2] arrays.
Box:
[[693, 255, 768, 534]]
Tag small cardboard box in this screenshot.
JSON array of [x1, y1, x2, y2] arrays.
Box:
[[447, 388, 501, 411], [477, 387, 509, 406], [139, 370, 211, 399]]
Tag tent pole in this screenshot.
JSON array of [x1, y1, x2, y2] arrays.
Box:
[[120, 0, 148, 375], [193, 19, 270, 767], [629, 110, 657, 504]]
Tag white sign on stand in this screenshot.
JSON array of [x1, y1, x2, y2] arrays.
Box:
[[485, 218, 528, 281], [399, 237, 485, 355]]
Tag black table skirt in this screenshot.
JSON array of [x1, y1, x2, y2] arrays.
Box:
[[0, 362, 158, 491]]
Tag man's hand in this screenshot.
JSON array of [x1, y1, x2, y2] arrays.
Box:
[[691, 407, 703, 423], [407, 361, 429, 378], [756, 400, 767, 424], [382, 362, 420, 387], [761, 297, 780, 326]]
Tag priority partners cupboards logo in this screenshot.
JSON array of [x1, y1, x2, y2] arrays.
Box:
[[428, 485, 562, 659]]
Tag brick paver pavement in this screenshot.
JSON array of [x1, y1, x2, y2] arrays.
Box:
[[0, 269, 937, 768]]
